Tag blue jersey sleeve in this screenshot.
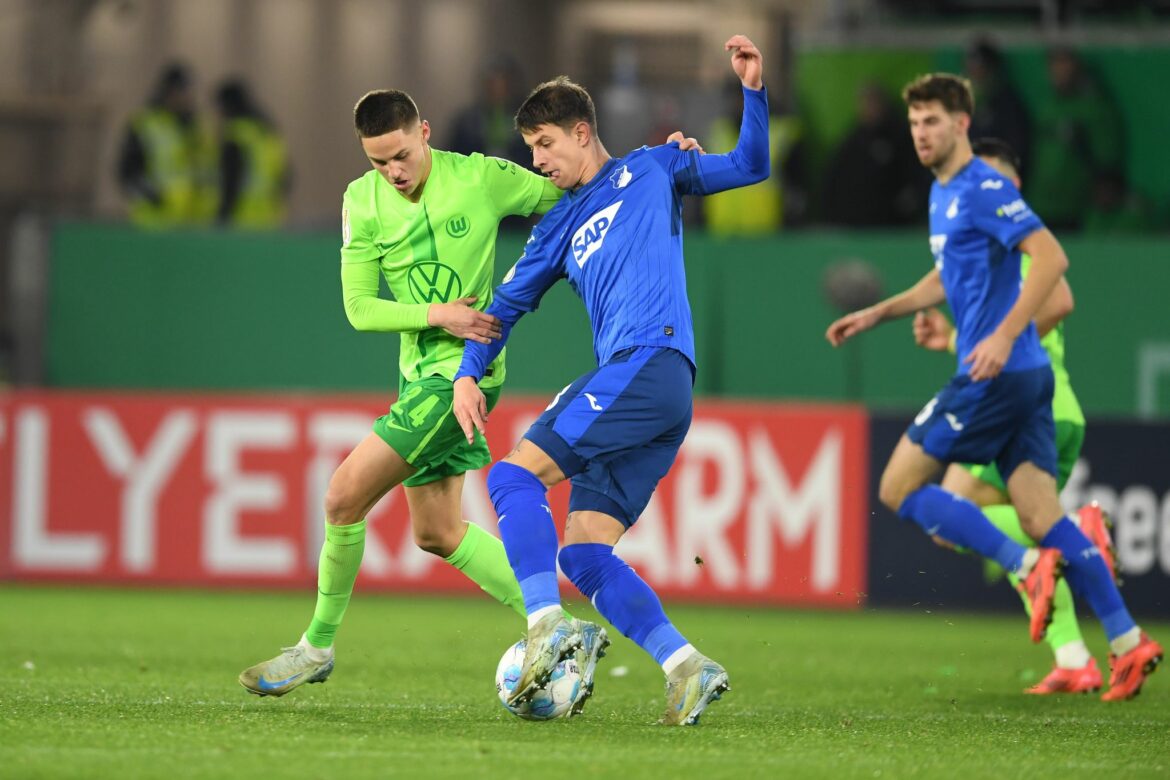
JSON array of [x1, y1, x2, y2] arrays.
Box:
[[454, 231, 564, 382], [644, 85, 770, 196], [969, 175, 1045, 249]]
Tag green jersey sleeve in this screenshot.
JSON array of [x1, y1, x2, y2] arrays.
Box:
[[341, 261, 430, 332], [339, 188, 430, 332], [479, 155, 563, 217]]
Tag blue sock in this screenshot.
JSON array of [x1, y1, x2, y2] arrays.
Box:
[[558, 543, 688, 666], [1042, 517, 1135, 641], [898, 484, 1028, 573], [487, 462, 560, 615]]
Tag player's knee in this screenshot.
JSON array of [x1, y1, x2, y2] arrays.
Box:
[[486, 461, 543, 505], [412, 523, 460, 557], [323, 477, 362, 525]]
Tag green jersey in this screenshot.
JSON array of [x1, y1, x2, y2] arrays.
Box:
[[1021, 254, 1085, 426], [340, 149, 560, 389]]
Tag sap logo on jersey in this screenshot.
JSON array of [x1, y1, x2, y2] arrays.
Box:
[[572, 201, 622, 268]]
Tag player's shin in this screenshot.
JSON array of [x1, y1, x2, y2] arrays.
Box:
[[898, 485, 1030, 573], [444, 521, 527, 619], [305, 519, 366, 649], [1041, 517, 1139, 651], [488, 461, 562, 623], [558, 543, 692, 669]]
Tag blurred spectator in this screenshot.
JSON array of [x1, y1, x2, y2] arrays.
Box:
[[117, 63, 217, 228], [822, 82, 928, 227], [448, 56, 530, 166], [1026, 47, 1124, 230], [702, 79, 809, 234], [965, 36, 1031, 176], [214, 79, 290, 229], [1082, 169, 1157, 235]]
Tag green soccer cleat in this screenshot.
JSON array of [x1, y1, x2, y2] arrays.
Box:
[[660, 653, 730, 726], [238, 641, 335, 697], [508, 613, 582, 707], [568, 620, 610, 717]]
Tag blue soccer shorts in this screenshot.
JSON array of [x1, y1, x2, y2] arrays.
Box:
[[906, 365, 1058, 481], [523, 346, 694, 527]]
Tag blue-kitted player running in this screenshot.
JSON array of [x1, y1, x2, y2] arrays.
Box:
[[826, 73, 1161, 701], [451, 35, 769, 725]]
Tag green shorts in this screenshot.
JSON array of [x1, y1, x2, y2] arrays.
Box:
[[373, 375, 501, 487], [963, 419, 1085, 493]]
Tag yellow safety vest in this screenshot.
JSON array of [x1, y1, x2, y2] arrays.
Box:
[[222, 117, 289, 229], [128, 108, 217, 228], [702, 115, 802, 236]]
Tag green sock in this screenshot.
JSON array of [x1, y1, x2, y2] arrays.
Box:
[[445, 522, 527, 619], [305, 519, 366, 649], [445, 523, 576, 622], [984, 504, 1085, 654]]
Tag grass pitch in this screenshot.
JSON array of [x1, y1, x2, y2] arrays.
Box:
[[2, 585, 1167, 779]]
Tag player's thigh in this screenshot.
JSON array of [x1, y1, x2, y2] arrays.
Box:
[[567, 400, 692, 531], [1005, 461, 1064, 540], [941, 463, 1010, 507], [404, 473, 466, 553], [326, 432, 415, 524], [879, 434, 943, 510], [524, 346, 693, 482]]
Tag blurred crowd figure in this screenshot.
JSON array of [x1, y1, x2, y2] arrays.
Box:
[[965, 37, 1031, 176], [447, 57, 531, 166], [117, 63, 289, 229], [821, 82, 929, 227], [703, 78, 809, 234]]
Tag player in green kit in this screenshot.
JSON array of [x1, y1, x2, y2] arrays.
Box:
[[912, 137, 1118, 694], [238, 89, 604, 699]]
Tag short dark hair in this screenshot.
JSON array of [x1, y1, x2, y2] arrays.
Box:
[[901, 73, 975, 116], [514, 76, 596, 134], [353, 90, 419, 138], [971, 137, 1022, 175]]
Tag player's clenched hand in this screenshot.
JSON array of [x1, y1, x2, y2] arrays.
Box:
[[453, 376, 488, 444], [826, 307, 881, 347], [964, 330, 1013, 381], [428, 297, 502, 344], [665, 131, 705, 154], [913, 308, 953, 352], [725, 35, 763, 90]]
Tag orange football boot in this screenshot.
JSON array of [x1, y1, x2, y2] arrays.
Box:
[[1024, 658, 1102, 695], [1019, 548, 1063, 643], [1101, 633, 1163, 701], [1077, 502, 1119, 584]]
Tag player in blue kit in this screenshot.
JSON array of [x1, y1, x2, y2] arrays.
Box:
[[826, 73, 1161, 700], [451, 35, 769, 725]]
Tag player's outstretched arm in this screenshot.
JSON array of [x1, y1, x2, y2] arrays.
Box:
[[726, 34, 763, 90], [826, 269, 945, 347], [453, 376, 488, 444], [912, 307, 954, 352], [1034, 275, 1074, 338], [965, 228, 1068, 380], [427, 297, 502, 344]]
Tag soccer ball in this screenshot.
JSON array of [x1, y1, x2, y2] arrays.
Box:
[[495, 639, 581, 720]]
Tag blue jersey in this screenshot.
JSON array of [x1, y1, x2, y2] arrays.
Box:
[[928, 157, 1048, 374], [455, 86, 771, 381]]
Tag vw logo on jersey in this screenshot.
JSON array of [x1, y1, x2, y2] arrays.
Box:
[[610, 164, 633, 189], [408, 261, 463, 303], [571, 201, 622, 268]]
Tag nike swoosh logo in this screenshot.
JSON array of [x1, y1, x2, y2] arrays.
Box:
[[385, 420, 413, 432], [257, 672, 304, 691]]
